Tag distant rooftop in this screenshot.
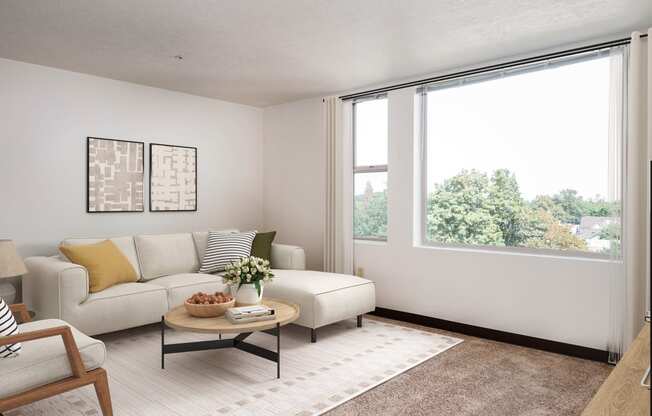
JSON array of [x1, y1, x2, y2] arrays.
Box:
[[577, 216, 618, 239]]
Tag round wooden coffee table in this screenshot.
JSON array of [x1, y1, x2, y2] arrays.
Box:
[[161, 298, 300, 378]]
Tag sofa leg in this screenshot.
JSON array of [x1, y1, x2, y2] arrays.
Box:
[[311, 328, 317, 343], [93, 369, 113, 416], [357, 315, 363, 328]]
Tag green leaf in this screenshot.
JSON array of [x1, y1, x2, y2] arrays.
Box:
[[254, 280, 261, 297]]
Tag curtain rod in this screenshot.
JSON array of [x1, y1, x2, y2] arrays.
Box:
[[339, 33, 648, 101]]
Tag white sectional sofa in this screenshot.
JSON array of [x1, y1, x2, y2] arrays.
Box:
[[22, 231, 375, 342]]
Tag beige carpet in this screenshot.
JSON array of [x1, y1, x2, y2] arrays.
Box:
[[6, 318, 462, 416]]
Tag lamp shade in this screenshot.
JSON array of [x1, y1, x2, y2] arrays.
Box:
[[0, 240, 27, 279]]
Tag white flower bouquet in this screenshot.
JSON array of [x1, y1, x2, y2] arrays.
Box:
[[223, 256, 274, 296]]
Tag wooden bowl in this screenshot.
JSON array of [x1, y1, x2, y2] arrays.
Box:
[[184, 298, 235, 318]]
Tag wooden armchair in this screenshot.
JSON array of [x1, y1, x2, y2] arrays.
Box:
[[0, 304, 113, 415]]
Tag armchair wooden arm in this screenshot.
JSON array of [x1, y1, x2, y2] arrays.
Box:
[[0, 321, 112, 415], [8, 303, 32, 323], [0, 325, 85, 377]]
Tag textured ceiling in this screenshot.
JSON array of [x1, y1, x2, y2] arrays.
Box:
[[0, 0, 650, 107]]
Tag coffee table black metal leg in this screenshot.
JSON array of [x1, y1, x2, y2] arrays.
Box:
[[161, 316, 165, 369], [160, 320, 281, 378], [277, 322, 281, 379]]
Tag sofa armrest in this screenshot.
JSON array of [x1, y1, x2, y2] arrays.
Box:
[[23, 256, 89, 320], [271, 244, 306, 270]]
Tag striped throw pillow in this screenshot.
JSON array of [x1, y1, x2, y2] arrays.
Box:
[[0, 298, 21, 358], [199, 231, 257, 273]]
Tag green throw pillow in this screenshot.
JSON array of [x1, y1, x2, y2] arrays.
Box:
[[251, 231, 276, 261]]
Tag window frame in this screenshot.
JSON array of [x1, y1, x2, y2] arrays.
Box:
[[418, 48, 625, 260], [353, 94, 389, 242]]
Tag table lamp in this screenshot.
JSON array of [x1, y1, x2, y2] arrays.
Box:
[[0, 239, 27, 304]]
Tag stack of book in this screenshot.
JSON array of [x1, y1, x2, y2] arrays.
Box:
[[226, 305, 275, 324]]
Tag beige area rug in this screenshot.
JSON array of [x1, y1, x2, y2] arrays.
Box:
[[7, 318, 462, 416]]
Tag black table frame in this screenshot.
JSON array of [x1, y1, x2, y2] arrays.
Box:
[[161, 316, 281, 378]]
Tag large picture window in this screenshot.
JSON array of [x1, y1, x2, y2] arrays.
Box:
[[421, 49, 624, 256], [354, 96, 388, 240]]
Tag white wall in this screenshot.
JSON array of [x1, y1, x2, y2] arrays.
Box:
[[0, 58, 264, 257], [262, 97, 325, 270], [0, 55, 615, 349], [262, 88, 614, 350]]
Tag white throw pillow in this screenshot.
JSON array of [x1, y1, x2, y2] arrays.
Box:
[[0, 298, 21, 358], [199, 231, 256, 273]]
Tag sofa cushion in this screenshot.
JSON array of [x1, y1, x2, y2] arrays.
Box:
[[268, 270, 371, 295], [199, 231, 256, 273], [263, 270, 375, 329], [148, 273, 226, 308], [251, 231, 276, 261], [0, 319, 106, 398], [0, 298, 21, 358], [86, 281, 166, 301], [59, 240, 138, 293], [62, 236, 142, 279], [78, 282, 168, 336], [192, 229, 239, 261], [270, 244, 306, 270], [135, 233, 200, 280]]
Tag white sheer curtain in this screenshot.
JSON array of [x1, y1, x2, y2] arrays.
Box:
[[323, 96, 354, 274], [614, 30, 652, 360], [607, 46, 626, 363]]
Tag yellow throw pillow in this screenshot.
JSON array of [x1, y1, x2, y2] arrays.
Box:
[[59, 240, 138, 293]]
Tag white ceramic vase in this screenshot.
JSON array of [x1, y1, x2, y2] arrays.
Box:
[[233, 283, 264, 306]]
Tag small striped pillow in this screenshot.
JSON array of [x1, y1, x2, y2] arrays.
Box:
[[199, 231, 257, 273], [0, 297, 21, 358]]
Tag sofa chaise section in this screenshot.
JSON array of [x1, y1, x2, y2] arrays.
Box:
[[264, 270, 376, 342]]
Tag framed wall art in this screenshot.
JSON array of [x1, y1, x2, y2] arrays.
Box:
[[149, 143, 197, 212], [87, 137, 144, 213]]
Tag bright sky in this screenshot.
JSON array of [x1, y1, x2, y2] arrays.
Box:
[[354, 55, 620, 201], [354, 99, 388, 196]]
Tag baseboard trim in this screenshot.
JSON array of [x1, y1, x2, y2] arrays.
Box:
[[370, 307, 609, 363]]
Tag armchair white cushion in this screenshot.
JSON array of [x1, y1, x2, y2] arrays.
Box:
[[0, 319, 106, 398]]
